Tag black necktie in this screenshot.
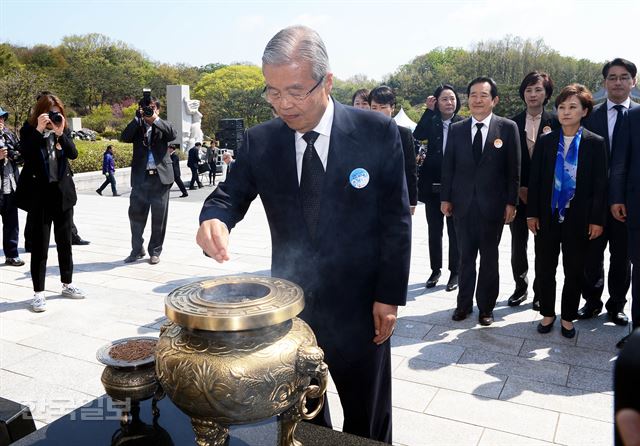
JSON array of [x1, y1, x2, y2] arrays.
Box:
[[611, 104, 626, 152], [300, 131, 324, 240], [473, 123, 484, 164]]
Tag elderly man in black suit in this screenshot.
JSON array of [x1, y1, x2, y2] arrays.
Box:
[[611, 106, 640, 347], [441, 77, 521, 326], [580, 58, 639, 326], [508, 71, 559, 310], [413, 84, 463, 291], [121, 95, 176, 265], [196, 26, 411, 444]]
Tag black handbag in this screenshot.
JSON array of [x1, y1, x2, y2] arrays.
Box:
[[197, 163, 210, 174]]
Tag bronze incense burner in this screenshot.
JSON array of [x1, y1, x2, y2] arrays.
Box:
[[155, 275, 328, 446]]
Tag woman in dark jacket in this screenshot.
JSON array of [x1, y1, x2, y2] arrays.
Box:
[[413, 84, 463, 291], [17, 92, 85, 312], [527, 84, 608, 338]]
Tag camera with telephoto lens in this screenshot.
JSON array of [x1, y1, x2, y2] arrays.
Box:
[[140, 88, 154, 117], [48, 111, 63, 124]]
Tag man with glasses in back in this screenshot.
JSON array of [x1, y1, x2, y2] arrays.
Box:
[[196, 26, 411, 444], [580, 58, 638, 326]]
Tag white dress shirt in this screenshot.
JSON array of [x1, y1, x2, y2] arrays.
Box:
[[295, 97, 334, 184], [471, 113, 493, 150], [442, 118, 452, 154], [607, 97, 631, 146]]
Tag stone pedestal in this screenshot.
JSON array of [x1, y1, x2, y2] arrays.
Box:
[[68, 117, 83, 132]]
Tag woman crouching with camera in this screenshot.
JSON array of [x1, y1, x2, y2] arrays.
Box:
[[17, 92, 85, 312], [526, 84, 608, 338]]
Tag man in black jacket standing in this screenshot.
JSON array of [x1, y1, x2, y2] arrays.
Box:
[[169, 145, 188, 197], [441, 77, 521, 326], [580, 58, 638, 326], [121, 95, 176, 265]]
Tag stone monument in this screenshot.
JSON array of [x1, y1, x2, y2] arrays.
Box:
[[184, 98, 204, 148], [166, 85, 198, 150]]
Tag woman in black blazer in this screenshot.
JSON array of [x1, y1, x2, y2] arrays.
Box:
[[17, 92, 85, 312], [413, 84, 463, 291], [527, 84, 608, 338]]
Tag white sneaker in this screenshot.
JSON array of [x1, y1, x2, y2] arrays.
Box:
[[61, 284, 86, 299], [31, 293, 46, 312]]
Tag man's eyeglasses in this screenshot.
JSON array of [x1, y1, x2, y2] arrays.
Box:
[[261, 76, 324, 103], [606, 75, 633, 82]]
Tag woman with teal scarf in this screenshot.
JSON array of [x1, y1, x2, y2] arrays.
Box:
[[527, 84, 608, 338]]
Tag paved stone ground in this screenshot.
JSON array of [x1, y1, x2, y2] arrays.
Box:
[[0, 182, 630, 445]]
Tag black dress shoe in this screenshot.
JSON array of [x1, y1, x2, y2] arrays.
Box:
[[478, 312, 494, 326], [608, 311, 629, 326], [72, 237, 90, 246], [617, 334, 631, 349], [537, 315, 557, 334], [180, 193, 189, 198], [452, 308, 472, 321], [124, 250, 146, 263], [532, 299, 540, 312], [508, 291, 528, 307], [577, 303, 603, 319], [445, 273, 458, 292], [426, 270, 441, 288], [561, 324, 576, 339]]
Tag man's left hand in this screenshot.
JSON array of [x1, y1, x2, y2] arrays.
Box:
[[372, 302, 397, 345], [504, 204, 516, 224]]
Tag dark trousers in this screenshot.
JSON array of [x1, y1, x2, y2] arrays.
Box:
[[1, 191, 20, 258], [535, 209, 589, 321], [454, 200, 504, 314], [614, 328, 640, 445], [29, 183, 73, 291], [311, 340, 392, 444], [97, 172, 117, 195], [509, 204, 540, 296], [174, 175, 188, 195], [26, 209, 81, 248], [128, 174, 170, 257], [425, 192, 458, 273], [189, 167, 203, 188], [208, 161, 216, 185], [583, 212, 630, 312], [628, 229, 640, 329]]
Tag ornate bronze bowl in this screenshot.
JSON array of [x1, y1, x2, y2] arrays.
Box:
[[155, 275, 328, 446]]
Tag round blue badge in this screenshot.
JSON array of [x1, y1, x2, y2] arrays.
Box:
[[349, 168, 370, 189]]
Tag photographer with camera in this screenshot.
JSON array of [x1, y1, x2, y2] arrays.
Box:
[[0, 106, 25, 267], [121, 90, 176, 265], [16, 93, 85, 312]]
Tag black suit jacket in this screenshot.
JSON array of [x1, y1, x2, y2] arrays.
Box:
[[611, 107, 640, 229], [170, 152, 182, 178], [398, 125, 418, 206], [510, 109, 559, 189], [121, 118, 176, 187], [583, 100, 639, 157], [16, 122, 77, 212], [441, 115, 521, 220], [413, 109, 463, 202], [200, 99, 411, 360], [527, 128, 608, 233]]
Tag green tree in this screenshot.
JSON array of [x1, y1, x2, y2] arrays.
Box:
[[194, 64, 271, 132], [0, 68, 49, 129]]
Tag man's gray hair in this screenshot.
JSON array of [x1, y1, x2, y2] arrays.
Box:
[[262, 25, 330, 82]]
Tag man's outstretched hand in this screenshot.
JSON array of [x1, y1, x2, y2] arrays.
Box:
[[196, 219, 230, 263]]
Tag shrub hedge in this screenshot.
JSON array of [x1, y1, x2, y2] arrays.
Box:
[[69, 140, 133, 173], [68, 140, 186, 173]]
